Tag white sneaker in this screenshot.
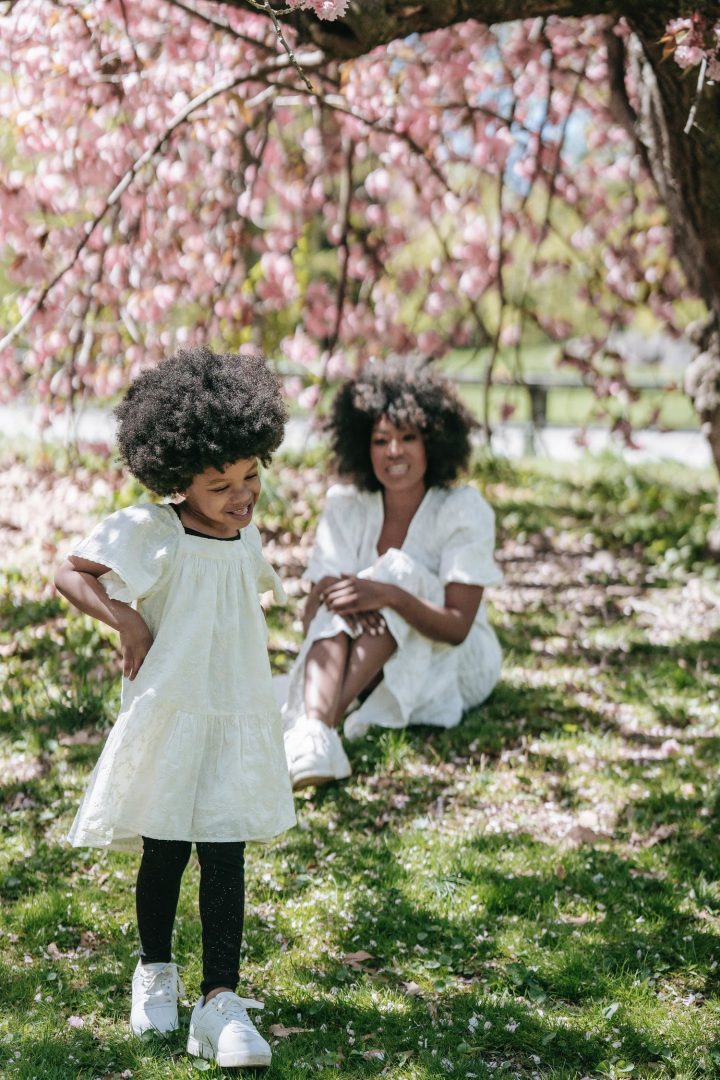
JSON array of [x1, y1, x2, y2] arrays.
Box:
[[130, 960, 184, 1035], [284, 717, 352, 790], [187, 992, 272, 1067]]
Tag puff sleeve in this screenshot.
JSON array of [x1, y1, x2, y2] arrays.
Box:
[[68, 503, 179, 605], [242, 524, 287, 604], [438, 487, 503, 588], [303, 484, 364, 582]]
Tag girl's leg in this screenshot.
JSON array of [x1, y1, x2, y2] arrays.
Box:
[[303, 633, 351, 728], [196, 841, 246, 999], [136, 837, 192, 963]]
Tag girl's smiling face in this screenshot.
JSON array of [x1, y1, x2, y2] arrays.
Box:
[[179, 457, 261, 538], [369, 416, 427, 495]]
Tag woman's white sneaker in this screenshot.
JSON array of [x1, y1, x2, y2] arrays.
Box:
[[187, 992, 271, 1067], [130, 960, 184, 1035], [284, 717, 352, 790]]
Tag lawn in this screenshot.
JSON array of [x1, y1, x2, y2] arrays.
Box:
[[1, 446, 720, 1079]]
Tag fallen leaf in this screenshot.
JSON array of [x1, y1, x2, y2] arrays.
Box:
[[565, 825, 613, 847], [342, 950, 374, 969], [268, 1024, 313, 1037], [401, 980, 423, 995], [362, 1049, 385, 1060]]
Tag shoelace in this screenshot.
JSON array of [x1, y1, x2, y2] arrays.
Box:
[[213, 996, 263, 1026], [287, 726, 330, 762], [140, 964, 186, 1007]]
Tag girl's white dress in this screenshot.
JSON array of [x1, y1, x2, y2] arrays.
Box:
[[282, 484, 503, 737], [67, 503, 296, 851]]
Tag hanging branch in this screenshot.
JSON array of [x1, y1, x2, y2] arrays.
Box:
[[164, 0, 277, 51], [325, 136, 355, 362], [245, 0, 317, 94], [0, 50, 323, 354]]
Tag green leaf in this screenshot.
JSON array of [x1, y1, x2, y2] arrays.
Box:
[[192, 1060, 211, 1071]]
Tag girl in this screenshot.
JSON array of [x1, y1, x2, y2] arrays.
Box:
[[283, 358, 503, 790], [55, 347, 295, 1068]]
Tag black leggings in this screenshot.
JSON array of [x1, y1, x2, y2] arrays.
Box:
[[136, 837, 246, 997]]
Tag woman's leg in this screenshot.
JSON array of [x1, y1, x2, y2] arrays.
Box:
[[303, 629, 397, 730], [303, 632, 350, 728], [136, 837, 192, 963], [334, 628, 397, 721], [196, 841, 246, 999]]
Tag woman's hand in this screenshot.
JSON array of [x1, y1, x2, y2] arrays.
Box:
[[322, 577, 395, 615], [116, 608, 154, 680]]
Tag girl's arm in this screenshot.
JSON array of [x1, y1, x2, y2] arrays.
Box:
[[322, 578, 483, 646], [54, 555, 153, 680]]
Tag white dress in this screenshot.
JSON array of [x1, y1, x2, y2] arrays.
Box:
[[66, 503, 296, 851], [282, 484, 503, 736]]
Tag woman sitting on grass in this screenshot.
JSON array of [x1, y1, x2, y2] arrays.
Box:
[[283, 358, 503, 790]]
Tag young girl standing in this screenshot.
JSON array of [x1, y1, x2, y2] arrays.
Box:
[[55, 347, 295, 1068]]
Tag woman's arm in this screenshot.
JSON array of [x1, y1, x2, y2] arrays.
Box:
[[322, 578, 483, 646], [55, 556, 153, 680]]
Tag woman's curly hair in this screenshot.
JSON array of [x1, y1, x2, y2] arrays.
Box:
[[327, 357, 478, 491], [114, 347, 287, 495]]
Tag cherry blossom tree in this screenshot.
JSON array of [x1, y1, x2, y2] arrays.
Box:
[[1, 1, 720, 531]]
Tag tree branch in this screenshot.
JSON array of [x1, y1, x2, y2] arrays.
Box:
[[0, 50, 323, 353]]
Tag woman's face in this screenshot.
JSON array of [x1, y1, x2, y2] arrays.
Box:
[[370, 416, 427, 494]]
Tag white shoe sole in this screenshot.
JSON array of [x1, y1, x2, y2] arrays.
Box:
[[131, 1017, 178, 1036], [187, 1033, 271, 1067]]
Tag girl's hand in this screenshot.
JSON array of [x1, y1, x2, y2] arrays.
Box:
[[322, 577, 395, 615], [116, 609, 154, 680]]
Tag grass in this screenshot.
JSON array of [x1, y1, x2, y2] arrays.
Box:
[[2, 447, 720, 1078], [437, 346, 697, 431]]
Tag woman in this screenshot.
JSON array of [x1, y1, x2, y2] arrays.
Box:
[[283, 358, 503, 790]]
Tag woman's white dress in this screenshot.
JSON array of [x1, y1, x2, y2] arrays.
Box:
[[282, 484, 503, 737], [66, 503, 296, 851]]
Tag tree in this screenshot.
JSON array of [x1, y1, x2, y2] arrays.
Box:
[[1, 2, 719, 528]]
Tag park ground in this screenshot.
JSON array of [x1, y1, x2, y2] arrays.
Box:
[[1, 445, 720, 1079]]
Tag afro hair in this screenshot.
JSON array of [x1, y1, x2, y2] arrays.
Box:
[[114, 347, 287, 495], [327, 357, 477, 491]]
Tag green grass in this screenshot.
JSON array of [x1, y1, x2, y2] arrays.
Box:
[[2, 450, 720, 1077], [438, 346, 697, 430]]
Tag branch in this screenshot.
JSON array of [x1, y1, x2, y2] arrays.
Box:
[[247, 0, 317, 93], [325, 137, 355, 359], [164, 0, 277, 52], [0, 50, 323, 354]]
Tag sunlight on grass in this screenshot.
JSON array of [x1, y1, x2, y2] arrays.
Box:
[[1, 450, 720, 1077]]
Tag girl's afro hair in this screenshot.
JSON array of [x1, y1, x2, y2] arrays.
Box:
[[114, 347, 287, 495], [327, 357, 478, 491]]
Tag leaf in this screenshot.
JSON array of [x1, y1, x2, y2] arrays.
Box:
[[401, 980, 423, 995], [268, 1024, 313, 1037], [362, 1049, 385, 1060], [342, 950, 374, 969], [603, 1002, 620, 1019], [192, 1061, 211, 1071]]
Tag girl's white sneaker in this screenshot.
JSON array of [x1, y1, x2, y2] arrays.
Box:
[[130, 960, 184, 1035], [187, 992, 271, 1067]]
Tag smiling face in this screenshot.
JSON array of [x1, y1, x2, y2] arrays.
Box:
[[369, 416, 427, 496], [179, 457, 261, 538]]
